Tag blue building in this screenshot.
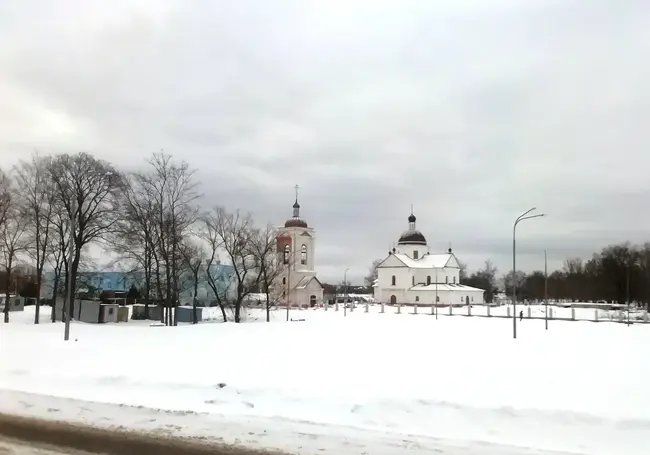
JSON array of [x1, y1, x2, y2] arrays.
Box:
[[41, 263, 235, 304]]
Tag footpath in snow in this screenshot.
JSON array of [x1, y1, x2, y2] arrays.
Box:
[[1, 305, 649, 455]]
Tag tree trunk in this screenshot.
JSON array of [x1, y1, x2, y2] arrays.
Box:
[[51, 272, 60, 323], [34, 269, 43, 324], [4, 258, 13, 323], [192, 278, 198, 324], [266, 292, 271, 323]]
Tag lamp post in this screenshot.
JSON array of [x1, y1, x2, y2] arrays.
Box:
[[544, 249, 548, 330], [64, 198, 76, 341], [342, 270, 348, 316], [512, 207, 545, 339]]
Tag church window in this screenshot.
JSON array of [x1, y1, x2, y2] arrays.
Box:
[[413, 250, 419, 259], [391, 275, 396, 286], [427, 276, 431, 285], [282, 277, 286, 285], [415, 296, 419, 302], [453, 276, 456, 284], [436, 295, 440, 302], [471, 296, 474, 302], [412, 276, 415, 285], [283, 245, 290, 264], [301, 244, 307, 265], [445, 276, 448, 284]]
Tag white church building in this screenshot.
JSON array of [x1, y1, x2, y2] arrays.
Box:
[[374, 212, 485, 306], [274, 187, 324, 308]]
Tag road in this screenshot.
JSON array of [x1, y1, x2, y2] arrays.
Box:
[[0, 437, 93, 454], [0, 413, 286, 455]]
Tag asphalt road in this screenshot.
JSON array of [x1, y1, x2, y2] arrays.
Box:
[[0, 436, 94, 454], [0, 413, 286, 455]]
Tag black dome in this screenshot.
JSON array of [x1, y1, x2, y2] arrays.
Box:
[[293, 200, 300, 209], [408, 213, 416, 223], [397, 229, 427, 245]]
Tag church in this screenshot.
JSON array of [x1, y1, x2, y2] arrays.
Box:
[[374, 211, 485, 306], [274, 187, 324, 307]]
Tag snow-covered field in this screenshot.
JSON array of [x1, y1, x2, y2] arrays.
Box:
[[1, 305, 649, 455]]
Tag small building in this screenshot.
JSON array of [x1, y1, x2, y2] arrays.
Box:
[[0, 295, 25, 312], [375, 211, 485, 306]]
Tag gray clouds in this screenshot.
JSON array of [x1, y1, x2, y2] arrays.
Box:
[[1, 0, 650, 282]]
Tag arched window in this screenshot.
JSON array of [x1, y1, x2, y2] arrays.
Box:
[[427, 276, 431, 285], [283, 244, 290, 264], [453, 276, 456, 284], [412, 276, 415, 285], [282, 277, 286, 285], [445, 276, 449, 284], [415, 296, 419, 302], [391, 275, 396, 286], [413, 250, 419, 259], [301, 244, 307, 265]]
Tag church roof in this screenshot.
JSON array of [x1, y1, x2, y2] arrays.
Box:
[[294, 276, 324, 289], [410, 283, 485, 292], [397, 229, 427, 245], [380, 252, 457, 269], [285, 218, 308, 228]]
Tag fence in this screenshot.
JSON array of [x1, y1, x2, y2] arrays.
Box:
[[318, 301, 650, 324]]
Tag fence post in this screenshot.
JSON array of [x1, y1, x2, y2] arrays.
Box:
[[365, 301, 369, 313], [487, 305, 491, 317], [431, 304, 435, 315], [507, 306, 511, 318], [413, 305, 418, 314], [645, 310, 648, 323], [380, 302, 385, 313], [350, 303, 354, 313], [325, 301, 328, 311], [335, 302, 339, 312], [527, 307, 531, 318], [594, 310, 598, 322], [397, 304, 401, 314], [549, 308, 553, 319], [571, 308, 575, 320], [467, 305, 471, 316], [449, 305, 452, 316]]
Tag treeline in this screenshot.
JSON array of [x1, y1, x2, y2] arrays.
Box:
[[503, 243, 650, 304], [0, 152, 286, 326]]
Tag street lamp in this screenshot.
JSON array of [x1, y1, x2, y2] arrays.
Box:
[[343, 268, 350, 317], [512, 207, 545, 339]]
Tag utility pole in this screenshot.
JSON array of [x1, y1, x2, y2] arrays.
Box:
[[286, 252, 291, 322], [435, 268, 438, 320], [512, 207, 545, 339], [344, 268, 349, 317], [544, 249, 548, 330], [64, 199, 76, 341]]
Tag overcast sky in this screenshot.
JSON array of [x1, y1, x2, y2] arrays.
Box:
[[1, 0, 650, 283]]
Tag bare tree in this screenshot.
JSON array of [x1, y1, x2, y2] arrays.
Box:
[[249, 223, 283, 322], [49, 153, 123, 320], [203, 207, 259, 323], [202, 217, 229, 322], [179, 239, 205, 324], [1, 186, 28, 323], [363, 258, 382, 287], [47, 203, 71, 322], [110, 172, 158, 318], [135, 154, 199, 326], [14, 153, 56, 324]]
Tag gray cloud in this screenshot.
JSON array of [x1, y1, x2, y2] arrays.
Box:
[[1, 0, 650, 283]]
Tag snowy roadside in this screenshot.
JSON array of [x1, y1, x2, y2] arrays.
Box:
[[0, 390, 580, 455]]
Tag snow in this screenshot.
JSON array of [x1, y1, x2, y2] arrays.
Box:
[[1, 305, 649, 455]]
